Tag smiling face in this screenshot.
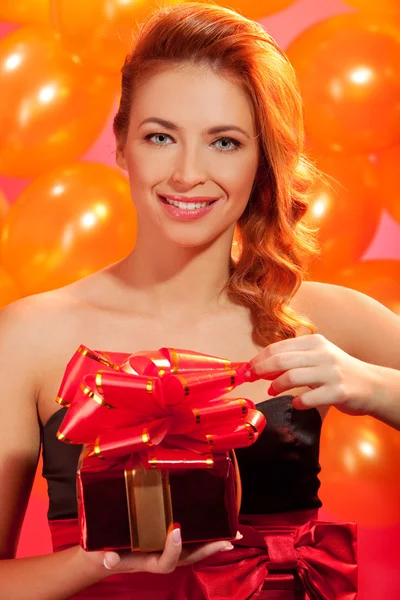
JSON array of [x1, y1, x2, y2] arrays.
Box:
[[116, 62, 260, 249]]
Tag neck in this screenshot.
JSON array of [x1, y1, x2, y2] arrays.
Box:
[[113, 228, 235, 319]]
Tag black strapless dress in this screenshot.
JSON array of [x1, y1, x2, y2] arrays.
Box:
[[40, 395, 323, 522]]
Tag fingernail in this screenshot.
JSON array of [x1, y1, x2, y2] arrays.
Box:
[[292, 396, 303, 409], [172, 527, 181, 543], [268, 384, 276, 396], [220, 544, 234, 551], [103, 552, 120, 569]]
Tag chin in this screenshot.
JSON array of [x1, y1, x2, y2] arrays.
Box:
[[165, 230, 220, 250]]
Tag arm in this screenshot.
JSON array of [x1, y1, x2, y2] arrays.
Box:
[[0, 297, 111, 599], [0, 297, 234, 600], [365, 363, 400, 431], [248, 281, 400, 428], [302, 282, 400, 429]]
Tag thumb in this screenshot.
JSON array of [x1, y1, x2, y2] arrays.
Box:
[[103, 551, 121, 570]]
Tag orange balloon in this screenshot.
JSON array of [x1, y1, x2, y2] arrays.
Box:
[[50, 0, 299, 74], [316, 259, 400, 316], [343, 0, 400, 14], [0, 188, 9, 232], [50, 0, 180, 75], [305, 154, 382, 278], [0, 162, 137, 295], [0, 26, 117, 178], [373, 145, 400, 225], [320, 409, 400, 526], [219, 0, 297, 20], [286, 14, 400, 153], [0, 0, 51, 25], [0, 266, 21, 308]]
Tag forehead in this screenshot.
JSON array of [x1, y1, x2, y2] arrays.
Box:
[[130, 64, 255, 132]]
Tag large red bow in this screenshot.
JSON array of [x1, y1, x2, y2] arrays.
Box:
[[192, 517, 358, 600], [55, 345, 266, 467]]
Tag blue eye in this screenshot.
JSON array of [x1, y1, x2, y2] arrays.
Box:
[[145, 133, 172, 147], [144, 133, 241, 152], [214, 138, 241, 152]]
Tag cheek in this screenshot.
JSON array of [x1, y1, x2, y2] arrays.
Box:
[[125, 144, 167, 180], [227, 151, 258, 185], [229, 168, 256, 204]]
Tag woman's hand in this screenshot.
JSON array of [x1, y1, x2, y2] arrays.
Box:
[[85, 529, 240, 578], [246, 333, 377, 417]]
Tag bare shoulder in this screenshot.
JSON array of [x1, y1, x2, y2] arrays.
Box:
[[0, 292, 63, 365], [1, 287, 80, 349], [1, 282, 103, 429], [0, 286, 87, 390], [294, 280, 400, 368]]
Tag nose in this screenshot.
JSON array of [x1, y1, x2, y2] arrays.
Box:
[[170, 144, 208, 187]]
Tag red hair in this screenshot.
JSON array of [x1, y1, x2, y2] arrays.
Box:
[[113, 1, 321, 347]]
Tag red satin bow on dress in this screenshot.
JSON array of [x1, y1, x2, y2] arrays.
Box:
[[192, 516, 358, 600]]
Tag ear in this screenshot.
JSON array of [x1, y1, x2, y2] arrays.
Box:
[[116, 146, 127, 171]]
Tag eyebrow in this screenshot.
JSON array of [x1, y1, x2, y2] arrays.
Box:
[[138, 117, 251, 138]]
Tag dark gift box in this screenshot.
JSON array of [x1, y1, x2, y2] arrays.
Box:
[[77, 450, 239, 552]]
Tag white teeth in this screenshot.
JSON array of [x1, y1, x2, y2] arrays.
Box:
[[163, 197, 212, 210]]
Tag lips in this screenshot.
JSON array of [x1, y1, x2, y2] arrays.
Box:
[[159, 194, 219, 203], [158, 193, 219, 220], [158, 195, 218, 209]]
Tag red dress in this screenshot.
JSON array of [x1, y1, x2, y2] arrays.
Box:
[[48, 508, 357, 599]]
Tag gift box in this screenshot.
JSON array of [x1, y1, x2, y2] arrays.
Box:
[[77, 449, 239, 552], [56, 345, 266, 552]]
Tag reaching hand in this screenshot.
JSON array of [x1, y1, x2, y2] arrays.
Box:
[[246, 333, 377, 417]]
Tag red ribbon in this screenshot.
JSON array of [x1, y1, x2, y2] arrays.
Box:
[[56, 345, 266, 467], [192, 517, 358, 599]]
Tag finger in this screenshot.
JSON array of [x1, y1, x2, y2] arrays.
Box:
[[179, 540, 234, 565], [242, 367, 284, 382], [120, 528, 182, 575], [292, 387, 333, 410], [152, 528, 183, 573], [268, 366, 325, 396], [250, 334, 323, 368], [250, 350, 326, 379]]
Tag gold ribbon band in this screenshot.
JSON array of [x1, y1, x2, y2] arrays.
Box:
[[124, 466, 173, 551]]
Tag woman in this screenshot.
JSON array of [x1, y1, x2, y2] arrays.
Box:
[[1, 2, 399, 598]]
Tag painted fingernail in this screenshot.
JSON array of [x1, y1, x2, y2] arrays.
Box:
[[172, 527, 181, 543], [292, 396, 304, 409], [268, 384, 277, 396]]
